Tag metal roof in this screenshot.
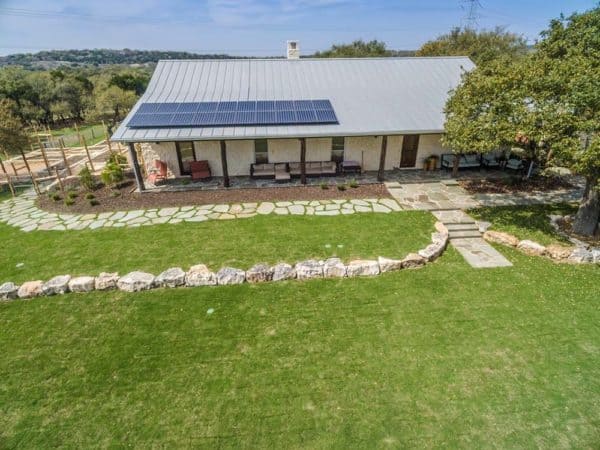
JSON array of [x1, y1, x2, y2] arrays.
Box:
[[112, 57, 475, 142]]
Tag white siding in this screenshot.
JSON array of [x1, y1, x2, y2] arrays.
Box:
[[306, 138, 332, 161], [194, 141, 222, 176], [267, 138, 300, 163], [415, 134, 448, 169], [344, 136, 381, 171], [226, 140, 254, 176]]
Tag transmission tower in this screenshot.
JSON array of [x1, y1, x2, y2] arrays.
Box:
[[461, 0, 482, 29]]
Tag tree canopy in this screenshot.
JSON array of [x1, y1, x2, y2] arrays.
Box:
[[313, 40, 393, 58], [416, 27, 529, 65], [443, 7, 600, 235]]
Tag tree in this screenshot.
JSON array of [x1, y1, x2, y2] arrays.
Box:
[[0, 99, 29, 157], [416, 27, 528, 65], [313, 40, 392, 58], [443, 7, 600, 235], [91, 85, 136, 134]]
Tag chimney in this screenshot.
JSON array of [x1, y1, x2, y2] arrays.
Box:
[[287, 40, 300, 59]]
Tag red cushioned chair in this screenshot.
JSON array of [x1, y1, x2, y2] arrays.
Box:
[[190, 160, 211, 181], [147, 160, 168, 184]]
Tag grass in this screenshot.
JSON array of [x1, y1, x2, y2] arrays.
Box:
[[0, 211, 434, 284], [45, 123, 106, 147], [469, 203, 578, 246], [0, 247, 598, 448]]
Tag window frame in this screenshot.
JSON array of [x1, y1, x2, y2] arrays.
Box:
[[254, 139, 269, 164], [331, 136, 345, 163]]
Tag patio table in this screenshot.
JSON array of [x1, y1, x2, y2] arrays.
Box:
[[341, 160, 361, 174]]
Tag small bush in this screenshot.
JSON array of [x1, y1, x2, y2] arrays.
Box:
[[85, 193, 95, 200], [349, 179, 359, 188], [79, 165, 95, 191], [101, 161, 124, 188], [181, 178, 191, 185], [51, 193, 61, 202], [320, 182, 329, 190], [337, 183, 347, 191], [107, 151, 127, 166], [67, 190, 78, 200], [89, 199, 99, 207], [64, 198, 75, 206]]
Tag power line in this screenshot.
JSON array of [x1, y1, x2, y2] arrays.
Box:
[[460, 0, 482, 29]]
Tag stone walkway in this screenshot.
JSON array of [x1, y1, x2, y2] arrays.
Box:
[[0, 190, 404, 232]]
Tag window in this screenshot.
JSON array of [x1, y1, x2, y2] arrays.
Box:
[[289, 42, 297, 50], [255, 139, 268, 164], [331, 137, 345, 163], [175, 141, 196, 175]]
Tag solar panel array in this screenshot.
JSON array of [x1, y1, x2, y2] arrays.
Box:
[[127, 100, 338, 128]]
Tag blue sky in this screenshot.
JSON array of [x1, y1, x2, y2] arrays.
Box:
[[0, 0, 596, 56]]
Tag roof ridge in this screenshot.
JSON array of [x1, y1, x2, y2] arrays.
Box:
[[156, 56, 473, 63]]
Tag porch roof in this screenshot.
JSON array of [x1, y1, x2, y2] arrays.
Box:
[[112, 56, 475, 143]]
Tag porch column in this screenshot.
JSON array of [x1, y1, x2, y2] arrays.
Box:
[[127, 142, 145, 192], [220, 140, 230, 188], [377, 135, 388, 182], [300, 137, 307, 185]]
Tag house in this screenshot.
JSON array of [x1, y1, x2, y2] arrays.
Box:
[[111, 42, 475, 191]]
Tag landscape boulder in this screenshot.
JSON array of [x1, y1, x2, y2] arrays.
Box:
[[186, 264, 217, 286], [323, 258, 347, 278], [156, 267, 186, 288], [418, 243, 445, 262], [0, 282, 19, 301], [401, 253, 426, 269], [42, 275, 71, 296], [434, 221, 449, 235], [377, 256, 403, 273], [117, 271, 156, 292], [346, 260, 380, 277], [517, 240, 547, 256], [95, 272, 119, 291], [295, 260, 324, 279], [431, 232, 449, 247], [245, 264, 274, 283], [68, 276, 96, 293], [568, 247, 594, 264], [216, 267, 246, 285], [545, 245, 573, 260], [484, 230, 519, 247], [271, 263, 296, 281], [477, 221, 492, 233], [592, 248, 600, 264], [17, 280, 43, 299]]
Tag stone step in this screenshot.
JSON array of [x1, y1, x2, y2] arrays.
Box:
[[445, 223, 479, 231], [448, 230, 482, 239]]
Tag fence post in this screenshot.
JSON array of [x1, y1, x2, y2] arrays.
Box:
[[54, 167, 65, 193], [6, 174, 15, 197], [82, 135, 95, 172], [59, 140, 72, 176], [102, 120, 113, 152], [74, 122, 83, 147]]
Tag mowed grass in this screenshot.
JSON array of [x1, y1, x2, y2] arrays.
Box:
[[0, 247, 598, 448], [0, 211, 434, 284], [469, 203, 578, 246]]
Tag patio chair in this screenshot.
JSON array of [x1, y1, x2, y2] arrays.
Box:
[[190, 160, 211, 181], [147, 160, 168, 185], [505, 158, 524, 171], [482, 153, 500, 169]]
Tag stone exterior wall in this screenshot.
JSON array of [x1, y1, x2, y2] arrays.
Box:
[[139, 142, 179, 178]]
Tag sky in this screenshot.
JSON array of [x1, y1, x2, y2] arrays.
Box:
[[0, 0, 596, 56]]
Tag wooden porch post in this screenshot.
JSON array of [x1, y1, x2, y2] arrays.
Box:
[[377, 135, 388, 182], [220, 140, 230, 188], [300, 138, 307, 185], [127, 142, 145, 192]]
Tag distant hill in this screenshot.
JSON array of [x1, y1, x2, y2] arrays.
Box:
[[0, 49, 235, 68]]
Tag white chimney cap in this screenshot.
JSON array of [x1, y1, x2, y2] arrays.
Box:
[[287, 40, 300, 59]]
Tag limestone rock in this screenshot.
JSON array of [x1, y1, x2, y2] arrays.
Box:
[[156, 267, 186, 288], [418, 242, 445, 262], [323, 258, 347, 278], [271, 263, 296, 281], [346, 260, 380, 277], [401, 253, 426, 269], [68, 276, 95, 293], [216, 267, 246, 285], [117, 271, 155, 292], [592, 248, 600, 264], [484, 230, 519, 247], [95, 272, 119, 290], [378, 256, 403, 273], [295, 260, 324, 279], [186, 264, 217, 286], [431, 232, 448, 246], [434, 221, 449, 234], [517, 240, 547, 256], [477, 221, 492, 233], [546, 245, 573, 260], [17, 280, 43, 299], [42, 275, 71, 296], [245, 264, 273, 283], [568, 247, 594, 263], [0, 282, 19, 301]]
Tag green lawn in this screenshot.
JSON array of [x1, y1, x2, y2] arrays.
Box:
[[45, 123, 106, 147], [0, 211, 434, 284], [1, 246, 598, 448], [469, 203, 578, 246]]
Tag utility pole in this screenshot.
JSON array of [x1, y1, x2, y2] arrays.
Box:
[[461, 0, 481, 29]]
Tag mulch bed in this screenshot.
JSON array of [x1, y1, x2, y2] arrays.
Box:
[[38, 176, 392, 214], [460, 176, 574, 194]]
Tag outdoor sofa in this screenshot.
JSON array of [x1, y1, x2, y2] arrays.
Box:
[[440, 153, 482, 170], [250, 161, 337, 180]]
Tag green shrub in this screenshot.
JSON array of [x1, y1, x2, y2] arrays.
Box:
[[101, 161, 124, 188], [349, 179, 359, 188], [320, 182, 329, 190], [89, 199, 99, 207], [64, 198, 75, 206], [79, 165, 95, 191], [85, 193, 95, 200], [51, 193, 61, 202], [67, 190, 78, 200], [337, 183, 347, 191], [107, 151, 127, 166], [181, 178, 191, 185]]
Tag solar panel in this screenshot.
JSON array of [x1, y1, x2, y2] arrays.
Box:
[[127, 99, 338, 128]]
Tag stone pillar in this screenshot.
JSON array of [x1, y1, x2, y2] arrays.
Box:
[[128, 142, 145, 192]]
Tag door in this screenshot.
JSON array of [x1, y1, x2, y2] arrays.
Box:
[[400, 134, 419, 168], [176, 142, 196, 175]]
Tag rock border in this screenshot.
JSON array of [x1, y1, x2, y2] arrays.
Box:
[[483, 230, 599, 264], [0, 223, 450, 301]]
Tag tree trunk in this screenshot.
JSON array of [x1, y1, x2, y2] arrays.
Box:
[[452, 154, 460, 178], [572, 177, 599, 236]]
